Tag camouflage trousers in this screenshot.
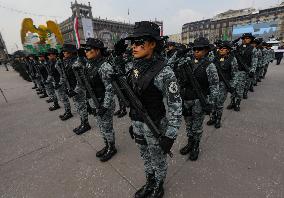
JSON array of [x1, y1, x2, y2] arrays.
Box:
[[73, 87, 88, 123], [132, 118, 168, 184], [89, 99, 116, 143], [183, 99, 205, 142], [263, 64, 269, 77], [232, 71, 246, 100], [215, 81, 228, 114], [55, 83, 71, 113], [45, 78, 58, 102], [255, 67, 262, 82], [35, 77, 44, 91]]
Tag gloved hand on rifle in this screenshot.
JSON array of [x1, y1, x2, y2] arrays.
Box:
[[159, 136, 175, 154], [97, 106, 108, 116], [249, 71, 255, 78], [67, 90, 77, 97]]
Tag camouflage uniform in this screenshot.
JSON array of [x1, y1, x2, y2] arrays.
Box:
[[234, 44, 258, 99], [85, 58, 116, 143], [261, 47, 269, 78], [71, 58, 89, 125], [45, 60, 58, 103], [255, 48, 264, 82], [214, 56, 238, 115], [126, 57, 182, 186], [177, 56, 219, 141], [54, 59, 72, 114]]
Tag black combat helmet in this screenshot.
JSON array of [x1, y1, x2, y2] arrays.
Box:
[[62, 44, 77, 53], [85, 38, 107, 50], [241, 33, 255, 40], [47, 48, 58, 55], [126, 21, 162, 41]]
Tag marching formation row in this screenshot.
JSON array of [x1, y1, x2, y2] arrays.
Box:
[[13, 21, 275, 198]]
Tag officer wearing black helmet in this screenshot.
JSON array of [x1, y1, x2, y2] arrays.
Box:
[[125, 21, 182, 198], [83, 38, 117, 162]]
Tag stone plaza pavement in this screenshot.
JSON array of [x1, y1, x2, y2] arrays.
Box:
[[0, 62, 283, 198]]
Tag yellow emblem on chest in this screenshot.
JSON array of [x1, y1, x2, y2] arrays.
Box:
[[194, 59, 199, 63], [133, 69, 139, 78], [220, 58, 225, 62]]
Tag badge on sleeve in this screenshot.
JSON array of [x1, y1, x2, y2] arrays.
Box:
[[167, 80, 181, 103]]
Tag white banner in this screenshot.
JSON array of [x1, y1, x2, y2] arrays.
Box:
[[82, 18, 94, 40]]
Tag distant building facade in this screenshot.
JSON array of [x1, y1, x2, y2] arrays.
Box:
[[182, 2, 284, 44], [59, 1, 163, 49], [167, 33, 182, 43]]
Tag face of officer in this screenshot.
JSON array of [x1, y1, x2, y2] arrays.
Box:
[[219, 47, 230, 57], [242, 37, 252, 45], [85, 47, 101, 59], [63, 51, 72, 58], [48, 54, 57, 61], [193, 47, 209, 60], [131, 37, 156, 59], [38, 56, 45, 61]]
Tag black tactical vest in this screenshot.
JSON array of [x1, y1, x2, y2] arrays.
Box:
[[128, 59, 166, 123], [213, 55, 233, 81], [237, 45, 253, 71], [181, 58, 210, 100], [63, 57, 77, 90], [86, 58, 106, 103]]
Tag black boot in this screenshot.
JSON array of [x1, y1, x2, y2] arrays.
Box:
[[249, 84, 254, 92], [135, 173, 155, 198], [46, 98, 53, 103], [257, 78, 261, 82], [149, 181, 164, 198], [74, 120, 91, 135], [243, 91, 248, 99], [114, 109, 121, 116], [207, 112, 216, 126], [117, 108, 127, 118], [189, 139, 200, 161], [234, 99, 241, 112], [96, 138, 109, 157], [39, 92, 48, 98], [227, 98, 235, 110], [100, 142, 117, 162], [180, 136, 194, 155], [60, 111, 73, 121], [35, 88, 40, 91], [214, 112, 222, 129], [36, 90, 43, 95], [32, 85, 37, 89], [49, 101, 60, 111]]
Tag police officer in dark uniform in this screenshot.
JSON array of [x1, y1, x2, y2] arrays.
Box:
[[84, 38, 117, 162], [207, 41, 238, 128], [46, 48, 60, 111], [62, 44, 91, 134], [178, 37, 219, 161], [125, 21, 182, 198]]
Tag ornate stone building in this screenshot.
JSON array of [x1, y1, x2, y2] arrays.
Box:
[[59, 1, 163, 49], [182, 2, 284, 44]]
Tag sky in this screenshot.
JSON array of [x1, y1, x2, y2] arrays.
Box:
[[0, 0, 281, 53]]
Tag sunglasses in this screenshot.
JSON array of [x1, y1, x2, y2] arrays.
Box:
[[219, 47, 229, 50], [131, 38, 146, 46], [84, 47, 93, 52], [193, 47, 205, 51]]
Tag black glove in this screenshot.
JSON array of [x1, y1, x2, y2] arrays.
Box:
[[229, 87, 236, 94], [249, 71, 255, 78], [203, 104, 213, 115], [67, 90, 77, 97], [54, 83, 61, 90], [97, 106, 108, 116], [129, 125, 134, 139], [159, 136, 175, 154]]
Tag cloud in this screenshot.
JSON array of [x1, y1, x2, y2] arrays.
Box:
[[165, 8, 203, 35]]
